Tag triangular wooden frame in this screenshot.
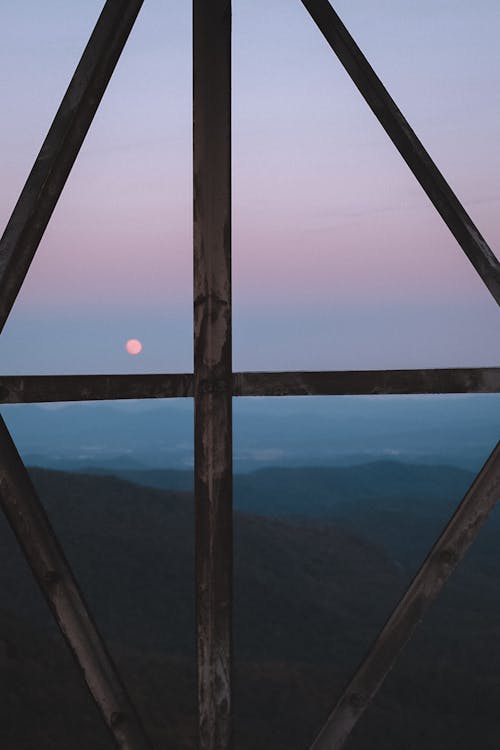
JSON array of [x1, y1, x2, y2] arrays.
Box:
[[0, 2, 499, 749]]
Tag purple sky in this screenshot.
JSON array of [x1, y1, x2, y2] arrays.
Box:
[[0, 0, 499, 374]]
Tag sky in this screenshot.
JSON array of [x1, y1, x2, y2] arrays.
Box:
[[0, 0, 499, 374]]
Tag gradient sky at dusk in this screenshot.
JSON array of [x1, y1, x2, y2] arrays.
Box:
[[0, 0, 499, 374]]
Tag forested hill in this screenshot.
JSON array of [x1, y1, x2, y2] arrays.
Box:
[[71, 460, 478, 566], [2, 468, 402, 662], [1, 468, 499, 749]]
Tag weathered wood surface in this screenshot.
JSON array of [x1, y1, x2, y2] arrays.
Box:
[[1, 367, 499, 403], [193, 2, 233, 749], [0, 373, 193, 403], [0, 417, 154, 750], [233, 367, 500, 397]]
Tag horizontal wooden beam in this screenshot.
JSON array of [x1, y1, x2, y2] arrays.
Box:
[[0, 416, 153, 750], [233, 367, 500, 397], [309, 440, 500, 750], [301, 0, 500, 305], [0, 373, 193, 403], [0, 0, 143, 335], [0, 367, 499, 404]]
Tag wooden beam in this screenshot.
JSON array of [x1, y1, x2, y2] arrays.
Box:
[[0, 373, 193, 403], [233, 367, 500, 397], [0, 0, 144, 334], [193, 2, 233, 749], [0, 367, 499, 403], [301, 0, 500, 305], [309, 441, 500, 750], [0, 416, 154, 750]]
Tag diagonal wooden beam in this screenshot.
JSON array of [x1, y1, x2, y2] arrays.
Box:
[[0, 367, 499, 404], [0, 416, 154, 750], [309, 440, 500, 750], [0, 0, 144, 335], [193, 2, 233, 749], [300, 0, 500, 305]]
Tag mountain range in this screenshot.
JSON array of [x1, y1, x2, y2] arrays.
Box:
[[1, 464, 500, 749], [2, 393, 499, 472]]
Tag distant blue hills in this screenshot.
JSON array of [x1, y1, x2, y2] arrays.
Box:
[[1, 393, 498, 472], [1, 399, 499, 749]]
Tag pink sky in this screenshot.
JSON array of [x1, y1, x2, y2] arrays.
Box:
[[0, 0, 498, 373]]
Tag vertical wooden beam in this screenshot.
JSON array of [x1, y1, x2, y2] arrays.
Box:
[[193, 2, 233, 750], [0, 417, 154, 750]]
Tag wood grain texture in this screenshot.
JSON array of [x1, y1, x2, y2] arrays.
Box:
[[193, 2, 233, 749], [1, 368, 498, 403]]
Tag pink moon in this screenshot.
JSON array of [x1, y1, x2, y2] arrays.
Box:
[[125, 338, 142, 355]]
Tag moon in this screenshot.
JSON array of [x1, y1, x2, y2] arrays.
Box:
[[125, 338, 143, 355]]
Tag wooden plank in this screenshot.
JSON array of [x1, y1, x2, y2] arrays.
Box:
[[193, 2, 233, 750], [233, 367, 500, 397], [0, 373, 193, 403], [0, 416, 154, 750], [0, 0, 144, 334], [301, 0, 500, 305], [309, 441, 500, 750], [1, 367, 499, 403]]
